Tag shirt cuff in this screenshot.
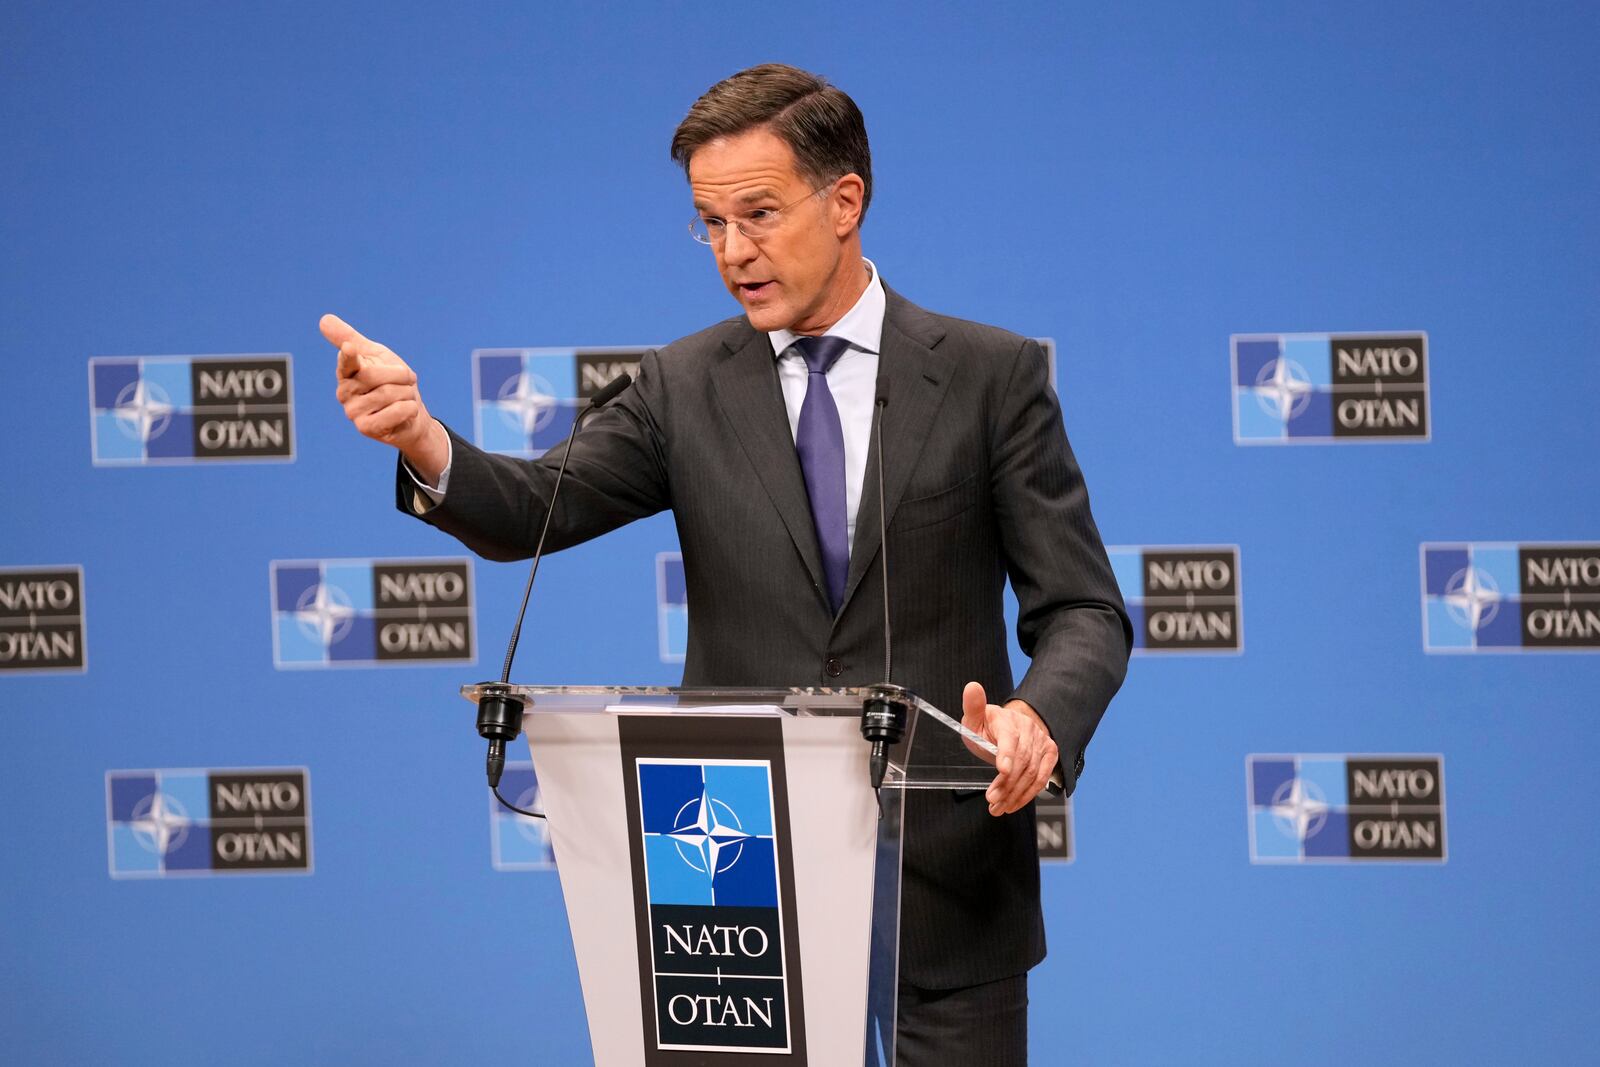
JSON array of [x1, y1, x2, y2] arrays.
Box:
[[401, 433, 452, 513]]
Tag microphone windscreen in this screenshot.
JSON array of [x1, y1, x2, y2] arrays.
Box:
[[589, 372, 633, 408]]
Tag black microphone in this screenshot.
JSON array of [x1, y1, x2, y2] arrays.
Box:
[[477, 372, 634, 815], [860, 381, 910, 791], [584, 373, 634, 410]]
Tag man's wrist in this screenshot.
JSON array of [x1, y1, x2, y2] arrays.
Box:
[[401, 418, 450, 487]]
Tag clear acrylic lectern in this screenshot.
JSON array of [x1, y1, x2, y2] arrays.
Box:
[[459, 683, 999, 1067]]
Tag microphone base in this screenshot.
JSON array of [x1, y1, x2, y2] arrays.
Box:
[[861, 684, 911, 790], [475, 682, 527, 741], [476, 682, 527, 790]]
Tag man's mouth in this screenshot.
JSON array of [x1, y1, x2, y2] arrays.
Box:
[[737, 280, 774, 299]]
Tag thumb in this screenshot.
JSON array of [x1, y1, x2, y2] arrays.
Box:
[[961, 681, 988, 728], [319, 313, 366, 350]]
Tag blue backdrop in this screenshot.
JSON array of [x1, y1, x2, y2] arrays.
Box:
[[3, 2, 1597, 1063]]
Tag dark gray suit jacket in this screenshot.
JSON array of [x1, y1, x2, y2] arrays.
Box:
[[402, 288, 1131, 988]]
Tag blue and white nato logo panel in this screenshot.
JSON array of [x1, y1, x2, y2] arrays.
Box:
[[637, 758, 792, 1053], [1247, 755, 1445, 864], [1108, 545, 1242, 653], [472, 347, 649, 457], [89, 355, 295, 465], [106, 768, 313, 878], [0, 566, 86, 674], [489, 761, 555, 872], [1232, 333, 1428, 444], [657, 552, 687, 664], [270, 557, 475, 668], [1422, 542, 1600, 652]]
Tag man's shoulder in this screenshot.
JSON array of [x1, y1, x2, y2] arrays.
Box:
[[657, 315, 759, 363], [884, 288, 1038, 360]]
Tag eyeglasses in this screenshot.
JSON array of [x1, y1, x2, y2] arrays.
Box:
[[688, 182, 834, 246]]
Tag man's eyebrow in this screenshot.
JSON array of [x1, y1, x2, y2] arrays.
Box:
[[693, 188, 782, 213]]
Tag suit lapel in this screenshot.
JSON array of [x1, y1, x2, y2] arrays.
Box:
[[709, 326, 830, 605], [840, 291, 953, 615]]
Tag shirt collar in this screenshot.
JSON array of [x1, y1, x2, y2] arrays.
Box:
[[769, 257, 885, 360]]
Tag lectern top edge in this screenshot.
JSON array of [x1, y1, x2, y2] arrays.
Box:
[[460, 683, 925, 715], [460, 683, 1006, 792]]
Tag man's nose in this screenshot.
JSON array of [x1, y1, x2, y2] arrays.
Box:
[[720, 223, 759, 265]]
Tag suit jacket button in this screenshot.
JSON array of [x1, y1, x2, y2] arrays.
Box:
[[824, 656, 843, 678]]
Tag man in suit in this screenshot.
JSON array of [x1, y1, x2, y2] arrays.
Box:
[[323, 63, 1129, 1065]]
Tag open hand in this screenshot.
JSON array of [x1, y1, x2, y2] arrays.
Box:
[[960, 681, 1059, 816]]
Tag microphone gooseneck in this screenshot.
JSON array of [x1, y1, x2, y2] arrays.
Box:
[[875, 387, 891, 685], [478, 372, 634, 814], [861, 382, 909, 791], [498, 371, 633, 687]]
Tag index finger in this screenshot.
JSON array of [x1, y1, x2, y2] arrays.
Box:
[[319, 313, 368, 350]]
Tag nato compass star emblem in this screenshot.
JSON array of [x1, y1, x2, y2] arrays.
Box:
[[1443, 566, 1502, 631], [496, 372, 560, 436], [293, 581, 355, 646], [128, 790, 191, 855], [669, 791, 752, 876], [112, 379, 174, 442], [488, 763, 555, 871], [1253, 357, 1314, 421], [1269, 777, 1328, 842]]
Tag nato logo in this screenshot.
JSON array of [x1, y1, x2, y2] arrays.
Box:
[[1247, 755, 1445, 864], [1108, 546, 1242, 653], [1035, 793, 1074, 863], [489, 761, 555, 872], [1422, 542, 1600, 652], [1232, 333, 1428, 443], [657, 552, 687, 664], [106, 768, 313, 878], [89, 355, 295, 465], [271, 557, 475, 668], [472, 346, 649, 457], [637, 758, 793, 1053], [0, 566, 86, 674]]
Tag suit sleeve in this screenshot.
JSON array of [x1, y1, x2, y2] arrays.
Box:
[[392, 348, 672, 561], [990, 337, 1132, 790]]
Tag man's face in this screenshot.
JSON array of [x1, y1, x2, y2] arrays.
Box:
[[688, 127, 860, 334]]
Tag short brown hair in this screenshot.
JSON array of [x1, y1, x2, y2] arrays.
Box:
[[671, 63, 873, 222]]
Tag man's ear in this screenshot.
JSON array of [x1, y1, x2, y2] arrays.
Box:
[[830, 173, 866, 236]]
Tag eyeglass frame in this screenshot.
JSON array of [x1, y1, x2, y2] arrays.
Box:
[[688, 179, 839, 246]]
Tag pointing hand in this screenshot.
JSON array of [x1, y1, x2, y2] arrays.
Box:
[[319, 313, 449, 482]]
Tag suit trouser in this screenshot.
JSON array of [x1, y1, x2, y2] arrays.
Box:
[[894, 973, 1029, 1066]]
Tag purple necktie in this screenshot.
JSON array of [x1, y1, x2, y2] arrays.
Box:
[[792, 334, 851, 614]]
